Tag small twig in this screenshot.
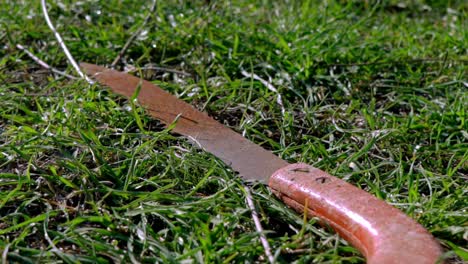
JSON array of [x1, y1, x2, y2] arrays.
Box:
[[41, 0, 92, 84], [43, 204, 62, 254], [16, 44, 78, 80], [281, 248, 310, 255], [241, 70, 285, 117], [128, 65, 192, 77], [1, 243, 10, 263], [111, 0, 157, 68], [244, 186, 275, 264]]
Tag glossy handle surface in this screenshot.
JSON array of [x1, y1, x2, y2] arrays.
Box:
[[269, 163, 443, 264]]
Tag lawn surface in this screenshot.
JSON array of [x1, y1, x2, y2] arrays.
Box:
[[0, 0, 467, 263]]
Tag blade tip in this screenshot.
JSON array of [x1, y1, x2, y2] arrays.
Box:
[[80, 62, 107, 76]]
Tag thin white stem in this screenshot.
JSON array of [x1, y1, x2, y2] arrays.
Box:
[[16, 44, 78, 80], [244, 186, 275, 264], [41, 0, 93, 84], [1, 243, 10, 264]]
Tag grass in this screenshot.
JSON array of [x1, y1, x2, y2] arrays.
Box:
[[0, 0, 467, 263]]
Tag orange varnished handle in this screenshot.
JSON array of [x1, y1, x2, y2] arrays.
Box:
[[269, 163, 443, 264]]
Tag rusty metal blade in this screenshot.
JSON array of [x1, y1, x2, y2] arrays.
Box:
[[80, 63, 288, 182], [80, 63, 444, 263]]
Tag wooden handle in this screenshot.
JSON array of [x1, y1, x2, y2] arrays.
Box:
[[269, 163, 443, 264]]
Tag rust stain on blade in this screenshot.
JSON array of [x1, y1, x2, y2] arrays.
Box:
[[80, 63, 288, 182]]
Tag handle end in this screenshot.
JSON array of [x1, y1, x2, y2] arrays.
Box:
[[269, 163, 443, 264]]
